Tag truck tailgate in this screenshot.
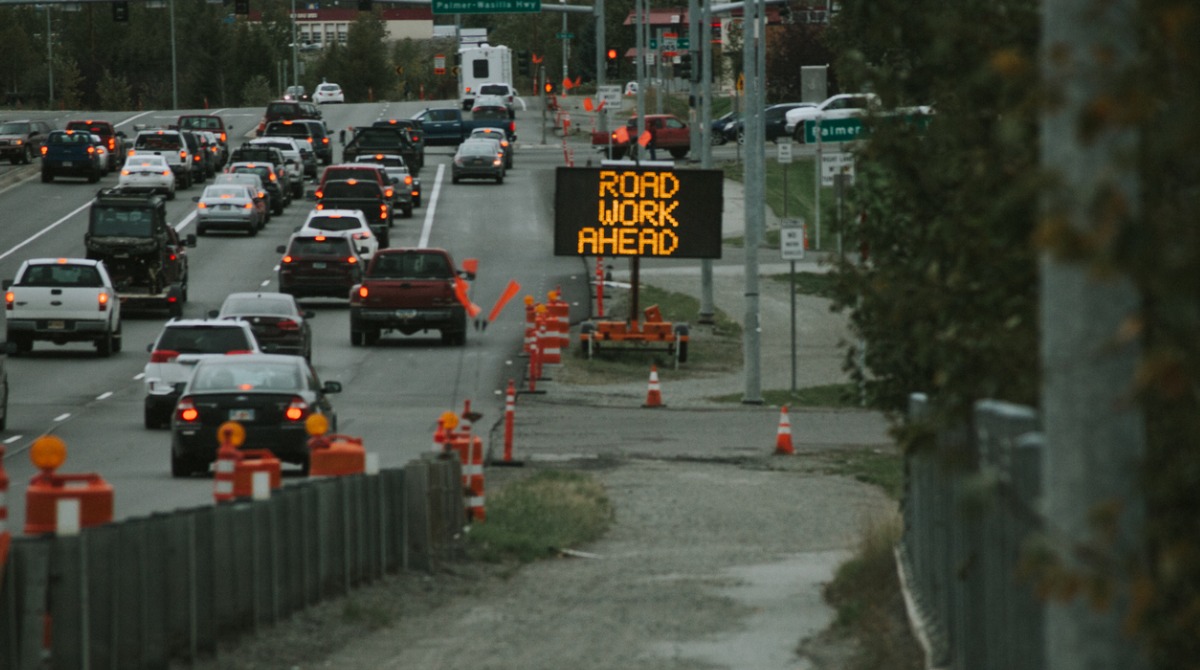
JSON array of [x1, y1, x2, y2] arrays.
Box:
[[358, 278, 455, 308], [8, 287, 107, 319]]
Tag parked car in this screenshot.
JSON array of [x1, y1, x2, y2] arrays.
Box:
[[119, 154, 176, 199], [313, 82, 345, 104], [276, 233, 367, 299], [710, 111, 739, 145], [213, 292, 314, 361], [0, 119, 53, 165], [142, 318, 262, 428], [193, 183, 264, 236], [784, 93, 881, 140], [451, 140, 505, 184], [297, 208, 380, 259], [170, 353, 341, 476]]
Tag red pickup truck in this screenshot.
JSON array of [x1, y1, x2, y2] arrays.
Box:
[[349, 248, 476, 346], [591, 114, 691, 160]]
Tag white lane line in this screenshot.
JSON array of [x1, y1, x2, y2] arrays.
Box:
[[4, 435, 22, 444], [260, 279, 271, 287], [133, 372, 145, 380], [115, 111, 154, 128], [174, 210, 197, 233], [96, 391, 113, 401], [417, 164, 445, 249], [53, 413, 70, 422], [0, 199, 94, 262]]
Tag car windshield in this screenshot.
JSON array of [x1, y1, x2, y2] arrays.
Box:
[[19, 264, 103, 288], [222, 297, 295, 317], [322, 181, 380, 198], [323, 167, 378, 183], [289, 237, 352, 256], [267, 103, 301, 116], [156, 327, 252, 354], [127, 157, 168, 169], [265, 123, 310, 138], [479, 85, 509, 96], [202, 186, 249, 200], [91, 207, 154, 237], [232, 166, 273, 182], [136, 134, 181, 151], [368, 252, 452, 279], [0, 123, 30, 134], [192, 361, 303, 392], [305, 215, 362, 232], [459, 142, 498, 157], [179, 117, 222, 130], [50, 132, 89, 145]]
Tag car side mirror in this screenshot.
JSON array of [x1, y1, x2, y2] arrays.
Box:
[[303, 310, 315, 319], [146, 343, 154, 352], [276, 245, 286, 254], [192, 196, 200, 202], [185, 234, 197, 247], [322, 381, 342, 394]]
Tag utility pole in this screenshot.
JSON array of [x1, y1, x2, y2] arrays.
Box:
[[697, 0, 716, 324], [740, 0, 764, 404], [1041, 0, 1146, 667], [594, 0, 606, 135]]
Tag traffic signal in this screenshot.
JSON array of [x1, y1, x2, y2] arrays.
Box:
[[677, 53, 692, 82], [112, 1, 129, 21], [518, 51, 531, 77], [606, 48, 618, 78], [234, 0, 249, 14], [544, 82, 554, 95]]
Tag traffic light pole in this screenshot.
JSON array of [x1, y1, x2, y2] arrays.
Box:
[[595, 0, 607, 135]]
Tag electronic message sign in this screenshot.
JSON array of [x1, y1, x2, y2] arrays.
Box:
[[554, 166, 724, 259]]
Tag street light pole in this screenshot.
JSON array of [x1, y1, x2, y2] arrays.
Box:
[[45, 7, 53, 105], [291, 0, 299, 93], [169, 0, 178, 109]]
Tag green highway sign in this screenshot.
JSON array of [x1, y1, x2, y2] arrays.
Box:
[[678, 37, 690, 49], [803, 117, 866, 144], [431, 0, 540, 14], [649, 38, 658, 49], [556, 32, 574, 39]]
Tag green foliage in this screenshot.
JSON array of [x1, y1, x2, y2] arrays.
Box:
[[466, 471, 612, 563], [52, 57, 84, 110], [822, 0, 1042, 428], [96, 70, 133, 112], [241, 75, 273, 107]]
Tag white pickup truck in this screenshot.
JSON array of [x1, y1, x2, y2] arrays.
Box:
[[3, 258, 123, 357]]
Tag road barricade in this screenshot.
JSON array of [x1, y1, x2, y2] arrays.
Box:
[[24, 436, 114, 536]]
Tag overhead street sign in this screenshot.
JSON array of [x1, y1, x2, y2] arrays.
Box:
[[803, 117, 866, 144], [431, 0, 540, 14]]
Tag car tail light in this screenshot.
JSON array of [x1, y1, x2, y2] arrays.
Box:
[[87, 146, 95, 155], [40, 146, 47, 156], [121, 169, 131, 176], [384, 187, 394, 198], [226, 349, 254, 355], [284, 397, 309, 421], [346, 256, 358, 264], [315, 203, 325, 211], [379, 205, 388, 220], [162, 170, 171, 176], [108, 138, 115, 150], [314, 189, 323, 198], [5, 291, 14, 311], [149, 349, 180, 363], [357, 286, 368, 298], [98, 292, 109, 311], [508, 121, 516, 133], [197, 202, 208, 209], [277, 319, 300, 331], [220, 132, 227, 143], [179, 150, 187, 161], [176, 397, 199, 423], [404, 175, 412, 186], [282, 255, 294, 263], [244, 203, 254, 210], [321, 137, 329, 145]]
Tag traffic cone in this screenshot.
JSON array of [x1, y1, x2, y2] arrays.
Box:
[[213, 442, 239, 503], [643, 365, 664, 408], [775, 406, 795, 455]]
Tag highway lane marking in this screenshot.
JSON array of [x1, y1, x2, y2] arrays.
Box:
[[53, 413, 70, 422], [114, 111, 154, 128], [174, 210, 197, 232], [96, 392, 113, 401], [0, 199, 94, 262], [4, 435, 22, 444], [260, 279, 271, 287], [417, 164, 445, 249]]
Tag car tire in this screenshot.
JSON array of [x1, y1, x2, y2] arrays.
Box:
[[452, 176, 460, 184], [22, 145, 33, 164], [196, 226, 206, 236], [669, 148, 688, 160], [166, 189, 176, 201], [403, 205, 413, 218], [248, 224, 258, 237], [0, 381, 7, 431], [441, 330, 466, 346], [96, 330, 114, 357], [145, 405, 163, 430], [350, 329, 364, 346], [11, 334, 32, 356], [88, 169, 100, 183], [273, 201, 284, 216], [496, 174, 504, 184], [41, 170, 52, 183], [364, 329, 381, 346], [112, 324, 123, 353], [171, 451, 194, 477]]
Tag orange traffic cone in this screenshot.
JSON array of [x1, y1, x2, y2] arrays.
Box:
[[775, 406, 795, 455], [643, 365, 664, 408]]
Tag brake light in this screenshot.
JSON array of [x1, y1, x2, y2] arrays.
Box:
[[284, 397, 309, 421], [108, 138, 115, 150], [197, 202, 208, 209], [321, 137, 329, 145], [98, 292, 109, 311], [40, 146, 47, 156], [225, 349, 254, 355], [177, 397, 199, 423], [149, 349, 180, 363], [315, 235, 326, 241], [509, 121, 516, 133], [314, 189, 323, 198], [121, 169, 131, 176], [162, 170, 171, 176], [5, 291, 14, 311], [357, 286, 368, 299], [244, 203, 254, 210], [277, 319, 300, 331], [282, 255, 294, 263], [219, 132, 227, 142], [346, 256, 358, 264], [315, 203, 324, 211], [87, 146, 95, 155], [385, 188, 393, 198], [352, 231, 371, 240], [404, 175, 412, 186], [179, 150, 187, 161]]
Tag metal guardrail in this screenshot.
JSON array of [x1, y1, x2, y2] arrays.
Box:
[[0, 456, 465, 669], [899, 394, 1046, 670]]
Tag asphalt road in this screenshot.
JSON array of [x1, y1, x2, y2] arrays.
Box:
[[0, 101, 584, 529]]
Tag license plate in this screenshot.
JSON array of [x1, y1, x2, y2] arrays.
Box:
[[312, 262, 326, 269], [47, 320, 65, 330], [219, 204, 232, 210], [229, 409, 255, 421], [62, 161, 73, 167], [395, 309, 417, 319]]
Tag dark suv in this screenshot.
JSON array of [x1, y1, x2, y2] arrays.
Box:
[[276, 234, 366, 299], [255, 100, 321, 136], [0, 119, 53, 164], [65, 120, 127, 170], [313, 179, 391, 246], [264, 119, 332, 167], [225, 160, 289, 215]]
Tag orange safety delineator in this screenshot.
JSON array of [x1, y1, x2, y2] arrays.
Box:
[[643, 365, 664, 408], [24, 436, 114, 536], [536, 305, 562, 365], [232, 449, 282, 499], [775, 406, 795, 455], [465, 436, 486, 521], [213, 422, 243, 502], [306, 413, 366, 477]]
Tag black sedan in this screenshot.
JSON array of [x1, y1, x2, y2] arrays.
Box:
[[214, 292, 314, 361], [169, 353, 341, 477]]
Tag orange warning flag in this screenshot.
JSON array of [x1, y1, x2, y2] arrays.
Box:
[[454, 277, 482, 318], [613, 125, 630, 144], [573, 76, 582, 88], [583, 97, 594, 112], [637, 130, 652, 147], [562, 77, 574, 91], [487, 280, 522, 323]]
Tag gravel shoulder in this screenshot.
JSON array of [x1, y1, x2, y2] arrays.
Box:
[[191, 177, 903, 670]]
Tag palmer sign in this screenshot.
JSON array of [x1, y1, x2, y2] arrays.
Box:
[[554, 166, 724, 259]]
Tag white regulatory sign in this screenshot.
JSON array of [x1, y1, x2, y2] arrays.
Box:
[[776, 142, 793, 164], [597, 85, 621, 109], [780, 218, 806, 260], [820, 152, 855, 187]]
